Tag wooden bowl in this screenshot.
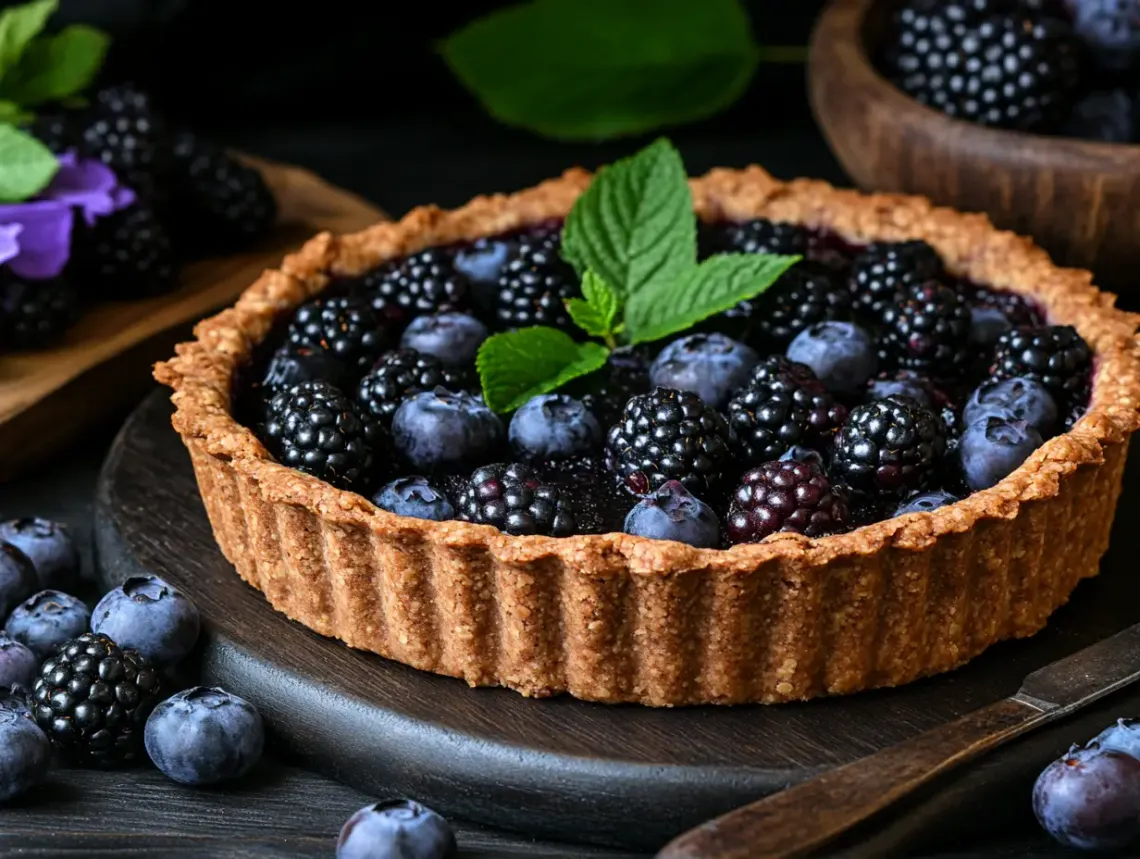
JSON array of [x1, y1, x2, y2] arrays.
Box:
[[807, 0, 1140, 296]]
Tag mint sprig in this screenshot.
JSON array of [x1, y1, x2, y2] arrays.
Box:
[[0, 0, 56, 81], [0, 122, 57, 201], [0, 23, 109, 106], [476, 138, 799, 413]]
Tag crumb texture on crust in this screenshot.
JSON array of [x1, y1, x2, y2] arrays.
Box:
[[155, 165, 1140, 706]]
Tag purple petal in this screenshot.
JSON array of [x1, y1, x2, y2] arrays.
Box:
[[0, 201, 73, 279], [0, 223, 22, 266], [41, 151, 134, 226]]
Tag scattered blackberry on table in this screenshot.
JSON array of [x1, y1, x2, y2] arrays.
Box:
[[360, 248, 469, 326], [357, 349, 463, 424], [959, 412, 1044, 489], [5, 590, 91, 660], [1033, 742, 1140, 851], [751, 265, 852, 347], [895, 489, 960, 516], [623, 481, 720, 548], [0, 544, 37, 619], [32, 632, 162, 767], [648, 333, 759, 409], [832, 395, 949, 497], [92, 575, 201, 667], [991, 325, 1092, 400], [725, 460, 850, 544], [0, 707, 51, 802], [263, 381, 378, 490], [1069, 0, 1140, 72], [493, 229, 577, 332], [786, 320, 879, 396], [849, 241, 943, 319], [145, 687, 264, 786], [170, 131, 277, 252], [0, 633, 37, 689], [337, 799, 457, 859], [0, 275, 80, 349], [1062, 89, 1139, 143], [81, 83, 169, 202], [605, 387, 734, 496], [879, 281, 972, 377], [459, 463, 576, 537], [0, 519, 80, 591], [964, 376, 1058, 434], [373, 476, 456, 522], [400, 312, 488, 368], [727, 363, 848, 464], [263, 343, 348, 395], [509, 394, 601, 462], [705, 218, 809, 257], [391, 388, 504, 473], [287, 295, 388, 380], [74, 202, 179, 298]]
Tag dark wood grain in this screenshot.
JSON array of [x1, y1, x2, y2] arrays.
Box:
[[807, 0, 1140, 294], [94, 392, 1140, 854]]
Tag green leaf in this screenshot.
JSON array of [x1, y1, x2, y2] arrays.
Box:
[[477, 327, 611, 413], [0, 25, 109, 105], [561, 137, 694, 300], [565, 270, 620, 338], [0, 124, 57, 201], [0, 99, 33, 123], [624, 253, 800, 345], [0, 0, 56, 81], [439, 0, 758, 141]]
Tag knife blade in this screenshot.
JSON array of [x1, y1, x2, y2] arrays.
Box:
[[656, 621, 1140, 859]]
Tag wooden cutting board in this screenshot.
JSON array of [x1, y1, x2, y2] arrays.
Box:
[[0, 158, 386, 481]]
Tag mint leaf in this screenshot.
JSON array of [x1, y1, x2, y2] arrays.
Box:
[[623, 253, 800, 345], [566, 270, 620, 338], [0, 0, 56, 81], [440, 0, 758, 141], [0, 124, 57, 202], [477, 327, 610, 413], [562, 137, 694, 300], [1, 25, 109, 105]]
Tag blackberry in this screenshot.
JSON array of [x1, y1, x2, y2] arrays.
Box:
[[880, 281, 972, 376], [0, 275, 80, 350], [357, 349, 463, 423], [74, 203, 179, 298], [494, 229, 577, 332], [849, 240, 943, 318], [992, 325, 1092, 400], [749, 354, 819, 386], [832, 395, 948, 497], [705, 218, 809, 257], [751, 265, 852, 347], [360, 248, 469, 325], [263, 381, 378, 490], [966, 285, 1042, 329], [459, 463, 576, 537], [727, 365, 848, 464], [31, 632, 162, 767], [725, 461, 850, 544], [605, 387, 733, 496], [287, 295, 388, 379], [170, 131, 277, 252], [81, 84, 169, 201]]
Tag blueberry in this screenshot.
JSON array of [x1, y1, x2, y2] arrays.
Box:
[[91, 575, 201, 666], [1092, 718, 1140, 760], [0, 519, 79, 590], [373, 476, 456, 521], [1070, 0, 1140, 73], [866, 378, 932, 408], [1063, 89, 1138, 143], [623, 481, 720, 548], [0, 544, 36, 619], [964, 377, 1058, 435], [959, 413, 1045, 491], [145, 686, 264, 786], [5, 590, 90, 659], [0, 685, 31, 720], [391, 387, 504, 472], [894, 490, 959, 516], [0, 709, 50, 803], [648, 333, 759, 409], [337, 799, 457, 859], [1033, 743, 1140, 851], [779, 446, 826, 470], [0, 634, 36, 688], [787, 321, 878, 396], [400, 313, 488, 368], [969, 306, 1012, 348], [509, 394, 601, 462], [453, 236, 512, 284]]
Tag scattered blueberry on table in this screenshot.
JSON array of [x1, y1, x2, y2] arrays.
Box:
[[91, 575, 201, 666], [337, 799, 457, 859], [145, 687, 265, 786], [5, 590, 91, 659]]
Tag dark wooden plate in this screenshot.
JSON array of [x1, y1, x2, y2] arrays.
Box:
[[807, 0, 1140, 295]]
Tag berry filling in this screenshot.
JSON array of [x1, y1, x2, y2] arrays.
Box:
[[237, 217, 1089, 549]]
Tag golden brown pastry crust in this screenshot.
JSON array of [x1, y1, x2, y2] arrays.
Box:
[[154, 165, 1140, 706]]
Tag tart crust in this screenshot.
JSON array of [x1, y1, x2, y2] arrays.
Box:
[[155, 166, 1140, 706]]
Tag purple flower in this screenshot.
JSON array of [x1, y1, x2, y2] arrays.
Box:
[[0, 151, 135, 280]]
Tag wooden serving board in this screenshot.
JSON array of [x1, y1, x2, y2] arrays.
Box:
[[0, 158, 385, 481], [94, 392, 1140, 856]]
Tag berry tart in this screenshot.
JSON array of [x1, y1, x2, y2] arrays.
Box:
[[156, 140, 1140, 707]]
